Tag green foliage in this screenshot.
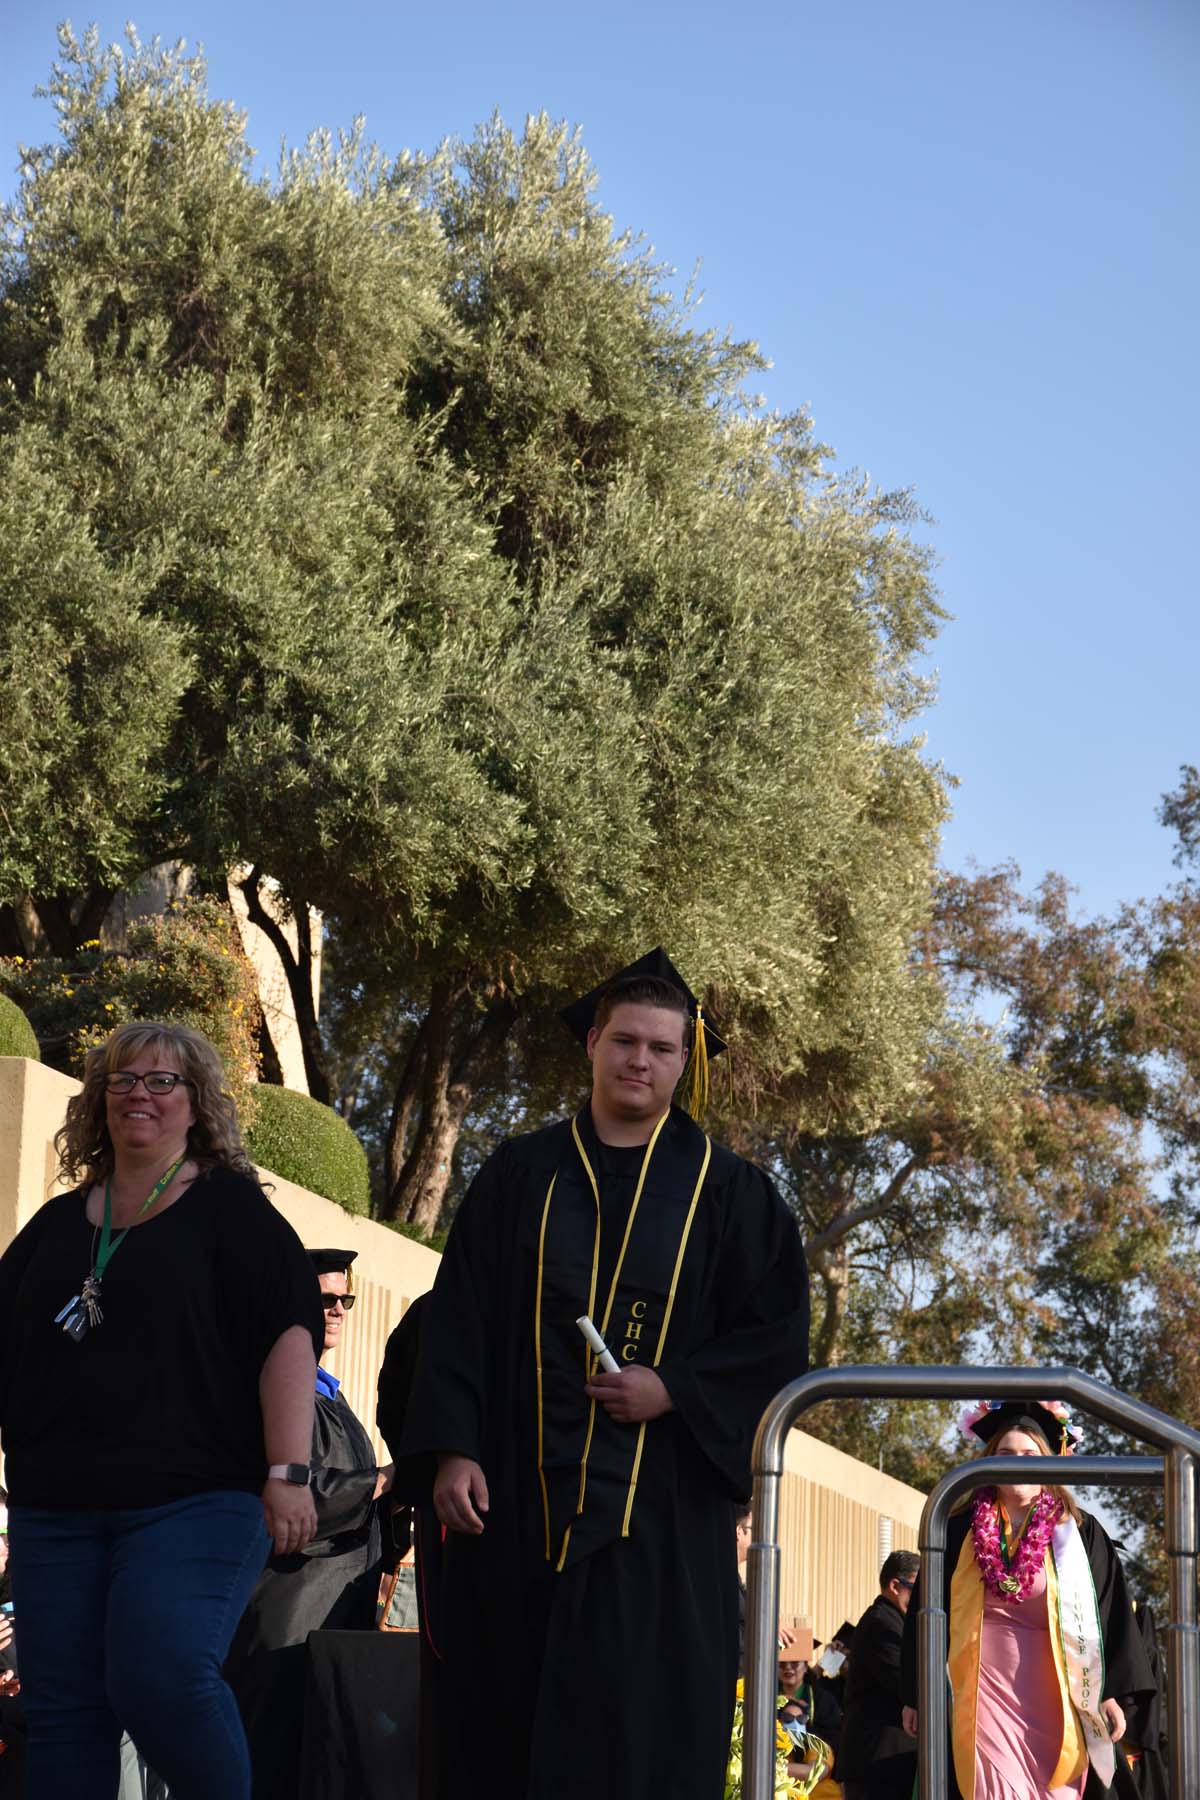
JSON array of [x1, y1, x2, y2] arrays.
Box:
[[0, 991, 40, 1059], [2, 28, 950, 1227], [383, 1218, 449, 1255], [0, 896, 261, 1107], [245, 1082, 369, 1216]]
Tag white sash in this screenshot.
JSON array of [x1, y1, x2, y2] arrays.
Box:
[[1052, 1518, 1116, 1789]]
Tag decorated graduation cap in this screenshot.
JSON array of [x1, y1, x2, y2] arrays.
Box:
[[559, 946, 727, 1121], [307, 1248, 358, 1279], [959, 1398, 1083, 1455]]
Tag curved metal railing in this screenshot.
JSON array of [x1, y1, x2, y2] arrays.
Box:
[[744, 1366, 1200, 1800]]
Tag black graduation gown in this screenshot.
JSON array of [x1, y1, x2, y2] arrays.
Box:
[[900, 1507, 1156, 1800], [226, 1384, 382, 1800], [836, 1594, 912, 1794], [399, 1103, 809, 1800], [378, 1295, 445, 1800]]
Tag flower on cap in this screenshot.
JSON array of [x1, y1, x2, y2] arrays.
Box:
[[957, 1398, 1083, 1447]]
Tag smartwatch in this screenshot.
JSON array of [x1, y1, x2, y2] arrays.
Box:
[[267, 1463, 312, 1485]]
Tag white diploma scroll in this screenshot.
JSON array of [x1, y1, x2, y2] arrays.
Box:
[[576, 1314, 620, 1373]]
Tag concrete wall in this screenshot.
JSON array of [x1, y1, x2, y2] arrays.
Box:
[[0, 1055, 926, 1641]]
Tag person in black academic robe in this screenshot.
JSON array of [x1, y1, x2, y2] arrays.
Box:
[[837, 1556, 919, 1800], [899, 1405, 1156, 1800], [227, 1248, 389, 1800], [399, 951, 810, 1800]]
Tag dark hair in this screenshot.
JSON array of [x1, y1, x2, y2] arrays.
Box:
[[880, 1549, 920, 1589], [592, 975, 691, 1048]]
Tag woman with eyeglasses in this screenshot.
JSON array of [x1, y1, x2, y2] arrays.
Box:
[[227, 1246, 393, 1800], [0, 1020, 325, 1800], [899, 1399, 1156, 1800]]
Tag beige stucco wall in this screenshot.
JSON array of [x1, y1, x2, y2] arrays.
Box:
[[0, 1056, 927, 1632], [780, 1428, 923, 1642]]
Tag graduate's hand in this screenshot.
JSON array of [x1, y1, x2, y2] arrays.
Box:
[[373, 1461, 395, 1499], [263, 1478, 317, 1555], [1100, 1698, 1126, 1742], [585, 1365, 674, 1423], [901, 1706, 919, 1738], [434, 1455, 490, 1534]]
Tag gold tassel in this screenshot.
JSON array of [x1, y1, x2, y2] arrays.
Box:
[[682, 1005, 710, 1120]]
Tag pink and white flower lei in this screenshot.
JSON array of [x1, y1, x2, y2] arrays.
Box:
[[971, 1486, 1062, 1602]]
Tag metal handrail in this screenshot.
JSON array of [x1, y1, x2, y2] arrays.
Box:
[[744, 1365, 1200, 1800]]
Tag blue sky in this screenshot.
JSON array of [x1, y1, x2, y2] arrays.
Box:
[[3, 0, 1197, 921]]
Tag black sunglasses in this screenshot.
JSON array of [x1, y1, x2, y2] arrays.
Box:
[[321, 1293, 356, 1312]]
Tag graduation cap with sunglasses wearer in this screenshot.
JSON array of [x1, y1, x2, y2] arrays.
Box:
[[559, 947, 727, 1121], [307, 1248, 357, 1311]]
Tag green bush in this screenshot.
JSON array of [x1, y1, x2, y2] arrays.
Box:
[[0, 992, 40, 1059], [245, 1083, 369, 1216]]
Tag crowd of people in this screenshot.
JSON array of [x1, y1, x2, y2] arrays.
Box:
[[0, 964, 1178, 1799]]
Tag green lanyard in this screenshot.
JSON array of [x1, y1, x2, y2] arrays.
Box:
[[97, 1156, 185, 1280]]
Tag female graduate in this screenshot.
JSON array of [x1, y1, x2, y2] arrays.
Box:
[[901, 1399, 1155, 1800], [227, 1248, 392, 1800]]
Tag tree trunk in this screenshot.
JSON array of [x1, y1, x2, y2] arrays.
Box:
[[382, 1014, 432, 1211], [0, 901, 38, 958], [256, 1010, 285, 1086], [386, 989, 518, 1231], [811, 1243, 852, 1367], [30, 888, 115, 957], [237, 868, 330, 1103]]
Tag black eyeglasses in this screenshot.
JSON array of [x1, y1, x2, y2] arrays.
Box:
[[321, 1293, 356, 1312], [106, 1071, 195, 1096], [897, 1578, 915, 1589]]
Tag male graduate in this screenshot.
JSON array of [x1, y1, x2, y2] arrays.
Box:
[[399, 951, 810, 1800]]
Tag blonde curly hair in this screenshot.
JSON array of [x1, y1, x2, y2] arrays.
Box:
[[56, 1021, 256, 1186]]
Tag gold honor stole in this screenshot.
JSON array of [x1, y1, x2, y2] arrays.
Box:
[[533, 1108, 710, 1572], [948, 1520, 1110, 1798]]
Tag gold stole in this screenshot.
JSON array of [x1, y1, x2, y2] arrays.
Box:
[[947, 1531, 1086, 1798]]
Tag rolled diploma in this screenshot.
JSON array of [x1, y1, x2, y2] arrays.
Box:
[[576, 1314, 620, 1374]]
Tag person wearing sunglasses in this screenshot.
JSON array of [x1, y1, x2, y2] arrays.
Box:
[[0, 1020, 325, 1800], [837, 1551, 920, 1800], [227, 1247, 393, 1800]]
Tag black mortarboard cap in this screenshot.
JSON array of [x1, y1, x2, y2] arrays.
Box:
[[307, 1248, 358, 1277], [968, 1400, 1075, 1455], [833, 1621, 857, 1647], [559, 947, 726, 1119]]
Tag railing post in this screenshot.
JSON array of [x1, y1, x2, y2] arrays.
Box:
[[1165, 1445, 1199, 1800], [916, 1541, 948, 1800], [744, 1465, 782, 1800]]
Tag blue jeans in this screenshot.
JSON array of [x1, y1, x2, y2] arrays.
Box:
[[9, 1491, 270, 1800]]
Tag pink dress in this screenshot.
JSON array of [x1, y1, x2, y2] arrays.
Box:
[[973, 1560, 1086, 1800]]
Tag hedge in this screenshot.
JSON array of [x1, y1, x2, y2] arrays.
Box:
[[245, 1084, 369, 1216], [0, 992, 40, 1060]]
